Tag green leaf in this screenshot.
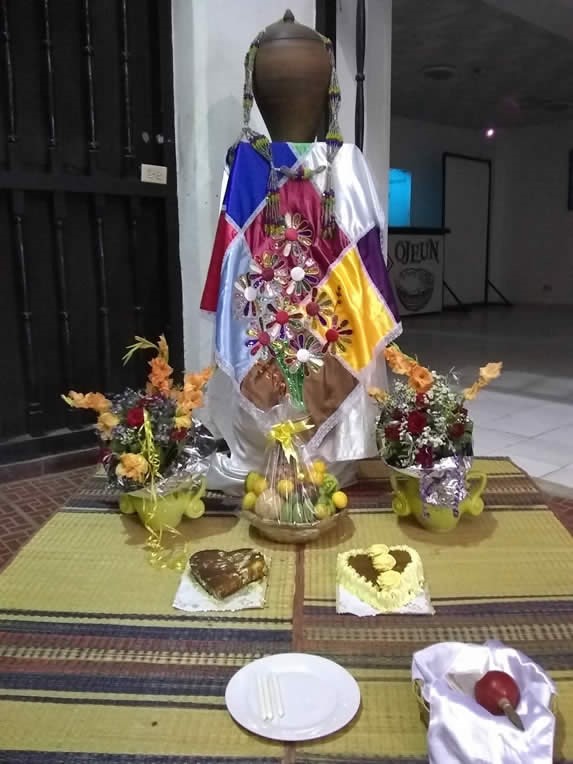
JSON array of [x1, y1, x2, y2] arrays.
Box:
[[122, 336, 159, 366]]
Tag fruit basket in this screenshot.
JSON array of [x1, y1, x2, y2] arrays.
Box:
[[239, 460, 349, 544], [239, 506, 348, 543]]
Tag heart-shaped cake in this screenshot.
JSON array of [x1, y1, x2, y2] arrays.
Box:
[[189, 548, 268, 600], [337, 544, 424, 612]]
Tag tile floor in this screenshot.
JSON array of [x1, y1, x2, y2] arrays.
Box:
[[0, 466, 94, 571], [400, 305, 573, 490]]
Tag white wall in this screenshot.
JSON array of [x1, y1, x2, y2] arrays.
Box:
[[491, 121, 573, 304], [389, 115, 573, 305], [172, 0, 315, 369], [390, 116, 494, 228], [337, 0, 392, 248]]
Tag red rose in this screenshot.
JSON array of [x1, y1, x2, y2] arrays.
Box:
[[415, 393, 428, 409], [171, 428, 188, 442], [125, 406, 145, 428], [384, 424, 401, 441], [391, 409, 404, 421], [415, 446, 434, 468], [407, 410, 427, 435], [449, 422, 465, 439]]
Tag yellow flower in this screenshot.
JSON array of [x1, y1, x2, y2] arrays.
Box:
[[173, 367, 212, 413], [368, 386, 389, 404], [157, 334, 169, 361], [384, 345, 414, 375], [176, 390, 203, 415], [184, 367, 213, 389], [463, 381, 481, 401], [148, 356, 173, 394], [62, 391, 111, 413], [408, 364, 434, 394], [96, 411, 120, 439], [116, 453, 150, 483], [480, 362, 503, 383], [463, 361, 503, 401], [174, 413, 191, 430]]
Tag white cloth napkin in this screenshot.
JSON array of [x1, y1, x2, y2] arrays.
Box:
[[336, 585, 434, 616], [173, 562, 269, 613], [412, 640, 556, 763]]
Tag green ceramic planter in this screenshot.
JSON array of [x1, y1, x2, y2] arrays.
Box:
[[389, 469, 487, 532], [119, 479, 206, 532]]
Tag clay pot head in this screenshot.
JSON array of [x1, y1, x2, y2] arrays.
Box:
[[253, 9, 332, 142]]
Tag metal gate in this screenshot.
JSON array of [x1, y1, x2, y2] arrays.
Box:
[[0, 0, 182, 462]]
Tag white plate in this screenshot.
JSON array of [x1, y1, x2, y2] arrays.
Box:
[[225, 652, 361, 741]]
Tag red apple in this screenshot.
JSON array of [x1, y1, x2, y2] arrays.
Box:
[[475, 670, 521, 717]]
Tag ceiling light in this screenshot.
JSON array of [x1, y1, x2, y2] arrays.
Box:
[[422, 65, 456, 81], [485, 128, 495, 138]]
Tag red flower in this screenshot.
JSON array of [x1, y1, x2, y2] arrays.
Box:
[[171, 428, 188, 442], [391, 408, 404, 421], [449, 422, 465, 439], [407, 410, 427, 435], [415, 446, 434, 468], [384, 424, 401, 441], [125, 406, 145, 428], [415, 393, 428, 409]]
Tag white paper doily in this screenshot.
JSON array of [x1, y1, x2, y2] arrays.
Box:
[[173, 560, 269, 613], [336, 584, 434, 616]]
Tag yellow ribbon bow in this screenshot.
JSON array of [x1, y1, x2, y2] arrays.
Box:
[[269, 419, 314, 464]]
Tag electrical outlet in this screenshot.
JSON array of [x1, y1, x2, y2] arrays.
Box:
[[141, 164, 167, 184]]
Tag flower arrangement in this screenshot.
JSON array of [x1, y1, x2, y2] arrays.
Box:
[[62, 335, 212, 491], [370, 345, 502, 473], [234, 212, 352, 408]]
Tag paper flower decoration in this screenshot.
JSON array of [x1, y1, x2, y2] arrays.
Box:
[[272, 212, 314, 260]]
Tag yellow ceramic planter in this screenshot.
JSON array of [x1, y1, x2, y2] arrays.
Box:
[[119, 478, 207, 531], [389, 469, 487, 532]]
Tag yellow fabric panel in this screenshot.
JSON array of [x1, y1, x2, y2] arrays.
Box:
[[317, 247, 397, 371]]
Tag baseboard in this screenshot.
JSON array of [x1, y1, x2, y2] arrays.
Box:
[[0, 427, 97, 465], [0, 447, 98, 484]]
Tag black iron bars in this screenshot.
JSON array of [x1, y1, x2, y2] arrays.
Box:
[[1, 0, 17, 168], [354, 0, 366, 151], [11, 192, 44, 435], [82, 0, 98, 173], [120, 0, 135, 177]]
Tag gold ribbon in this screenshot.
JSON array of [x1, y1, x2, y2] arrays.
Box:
[[269, 418, 314, 464], [137, 410, 185, 570], [145, 525, 189, 572], [144, 476, 207, 571], [138, 490, 188, 572]]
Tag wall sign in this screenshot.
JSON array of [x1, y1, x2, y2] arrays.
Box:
[[388, 232, 445, 315]]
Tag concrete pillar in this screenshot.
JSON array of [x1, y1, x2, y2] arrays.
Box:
[[337, 0, 392, 250]]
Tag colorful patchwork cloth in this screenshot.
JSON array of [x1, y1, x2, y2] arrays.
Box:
[[201, 141, 401, 489]]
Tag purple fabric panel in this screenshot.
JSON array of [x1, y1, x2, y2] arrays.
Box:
[[357, 226, 400, 321]]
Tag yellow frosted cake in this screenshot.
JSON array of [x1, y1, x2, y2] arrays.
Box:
[[337, 544, 424, 612]]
